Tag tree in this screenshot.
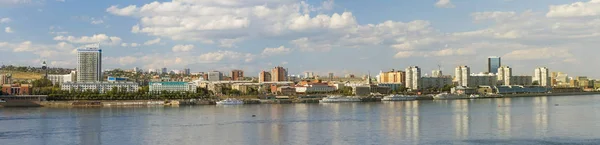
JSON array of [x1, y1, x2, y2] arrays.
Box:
[[441, 84, 455, 92]]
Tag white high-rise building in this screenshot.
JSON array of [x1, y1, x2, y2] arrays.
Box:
[[497, 66, 512, 85], [405, 66, 421, 90], [304, 72, 314, 79], [432, 70, 442, 78], [534, 67, 550, 87], [454, 66, 470, 87], [77, 45, 102, 82]]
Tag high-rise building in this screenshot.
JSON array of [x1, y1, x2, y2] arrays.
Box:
[[488, 56, 501, 74], [454, 66, 470, 87], [184, 68, 191, 75], [379, 70, 405, 84], [259, 71, 272, 83], [497, 66, 512, 85], [328, 73, 334, 79], [304, 72, 314, 79], [405, 66, 421, 90], [231, 70, 244, 81], [77, 45, 102, 82], [271, 66, 287, 82], [208, 71, 223, 81], [469, 73, 497, 87], [161, 68, 168, 74], [431, 70, 442, 78], [534, 67, 550, 87]]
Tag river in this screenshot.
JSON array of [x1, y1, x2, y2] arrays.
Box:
[[2, 95, 600, 145]]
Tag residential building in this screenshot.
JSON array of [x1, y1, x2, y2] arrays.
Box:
[[379, 69, 405, 84], [62, 82, 139, 93], [0, 73, 12, 85], [277, 86, 296, 95], [47, 71, 77, 86], [77, 46, 102, 82], [488, 56, 501, 74], [259, 71, 272, 83], [184, 68, 191, 75], [455, 66, 470, 87], [469, 73, 497, 87], [510, 76, 533, 86], [497, 66, 512, 85], [304, 72, 314, 79], [1, 84, 32, 95], [148, 69, 157, 73], [353, 86, 371, 96], [421, 76, 453, 90], [208, 71, 223, 81], [231, 83, 261, 94], [231, 70, 244, 81], [271, 66, 288, 82], [295, 83, 335, 93], [378, 83, 403, 91], [328, 73, 334, 79], [405, 66, 421, 90], [148, 82, 196, 94], [534, 67, 550, 87], [161, 68, 168, 74]]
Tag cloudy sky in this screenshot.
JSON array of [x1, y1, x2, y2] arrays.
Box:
[[0, 0, 599, 78]]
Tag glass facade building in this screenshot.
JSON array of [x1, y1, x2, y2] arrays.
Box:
[[488, 56, 501, 74]]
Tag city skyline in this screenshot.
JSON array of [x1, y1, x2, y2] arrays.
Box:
[[0, 0, 599, 77]]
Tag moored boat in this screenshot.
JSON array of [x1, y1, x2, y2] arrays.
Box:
[[381, 94, 418, 101], [319, 95, 361, 103], [433, 93, 469, 100], [216, 98, 244, 105]]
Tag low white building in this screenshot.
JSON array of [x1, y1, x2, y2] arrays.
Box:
[[61, 82, 139, 93], [295, 83, 335, 93], [149, 82, 196, 94], [48, 71, 77, 86]]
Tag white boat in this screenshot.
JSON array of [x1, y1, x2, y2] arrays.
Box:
[[381, 94, 418, 101], [433, 93, 469, 100], [216, 98, 244, 105], [469, 94, 481, 99], [319, 95, 361, 103]]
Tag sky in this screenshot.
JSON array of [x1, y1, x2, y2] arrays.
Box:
[[0, 0, 599, 78]]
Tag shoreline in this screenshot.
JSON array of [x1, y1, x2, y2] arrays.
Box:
[[7, 92, 600, 108]]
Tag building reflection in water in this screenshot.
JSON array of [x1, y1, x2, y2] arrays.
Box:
[[403, 101, 419, 142], [533, 97, 548, 136], [78, 109, 102, 145], [496, 98, 511, 138], [453, 100, 469, 139]]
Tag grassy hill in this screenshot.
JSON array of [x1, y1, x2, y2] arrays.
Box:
[[0, 70, 42, 80]]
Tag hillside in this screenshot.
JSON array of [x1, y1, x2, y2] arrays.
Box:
[[0, 70, 42, 80]]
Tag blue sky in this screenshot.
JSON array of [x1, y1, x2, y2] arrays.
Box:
[[1, 0, 600, 78]]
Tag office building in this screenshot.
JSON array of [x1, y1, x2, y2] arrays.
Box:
[[405, 66, 421, 90], [488, 56, 501, 74], [77, 46, 102, 82], [379, 69, 405, 84], [328, 73, 334, 79], [161, 68, 168, 74], [497, 66, 512, 85], [271, 66, 288, 82], [259, 71, 272, 83], [208, 71, 223, 81], [149, 82, 196, 94], [231, 70, 244, 81], [61, 82, 139, 93], [534, 67, 550, 87], [184, 68, 191, 75], [455, 66, 470, 87], [48, 71, 77, 86]]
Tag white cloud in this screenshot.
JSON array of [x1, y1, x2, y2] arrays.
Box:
[[144, 38, 161, 45], [503, 48, 573, 60], [547, 0, 600, 18], [56, 0, 65, 2], [13, 41, 32, 52], [218, 38, 242, 48], [91, 19, 104, 25], [53, 34, 122, 45], [4, 27, 13, 33], [435, 0, 455, 8], [261, 46, 291, 56], [106, 5, 138, 16], [198, 50, 255, 63], [0, 17, 11, 23], [172, 44, 194, 52]]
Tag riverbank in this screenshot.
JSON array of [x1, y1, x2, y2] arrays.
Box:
[[9, 91, 600, 107]]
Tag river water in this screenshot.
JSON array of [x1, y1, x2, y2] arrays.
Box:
[[2, 95, 600, 145]]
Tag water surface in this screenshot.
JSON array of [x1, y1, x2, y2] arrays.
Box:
[[2, 95, 600, 145]]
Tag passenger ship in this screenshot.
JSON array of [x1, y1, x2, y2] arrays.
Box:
[[319, 95, 361, 103]]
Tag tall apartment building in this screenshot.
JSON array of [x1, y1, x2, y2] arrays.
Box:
[[454, 66, 470, 87], [231, 70, 244, 81], [259, 71, 272, 83], [534, 67, 550, 87], [304, 72, 314, 79], [208, 71, 223, 81], [271, 66, 287, 82], [77, 46, 102, 82], [379, 69, 405, 84], [161, 68, 168, 74], [497, 66, 512, 85], [431, 70, 442, 78], [405, 66, 421, 90]]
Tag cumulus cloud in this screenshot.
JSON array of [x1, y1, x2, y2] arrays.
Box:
[[172, 44, 194, 52], [547, 0, 600, 18], [261, 46, 291, 56], [198, 50, 255, 63], [4, 27, 13, 33], [503, 48, 573, 60], [143, 38, 161, 45], [53, 34, 122, 45], [435, 0, 455, 8], [0, 17, 11, 23]]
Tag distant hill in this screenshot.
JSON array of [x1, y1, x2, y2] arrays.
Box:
[[0, 70, 42, 80]]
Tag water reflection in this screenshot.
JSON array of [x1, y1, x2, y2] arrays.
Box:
[[496, 98, 512, 138], [403, 101, 419, 142], [453, 100, 469, 139], [78, 109, 102, 145], [533, 97, 548, 136]]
